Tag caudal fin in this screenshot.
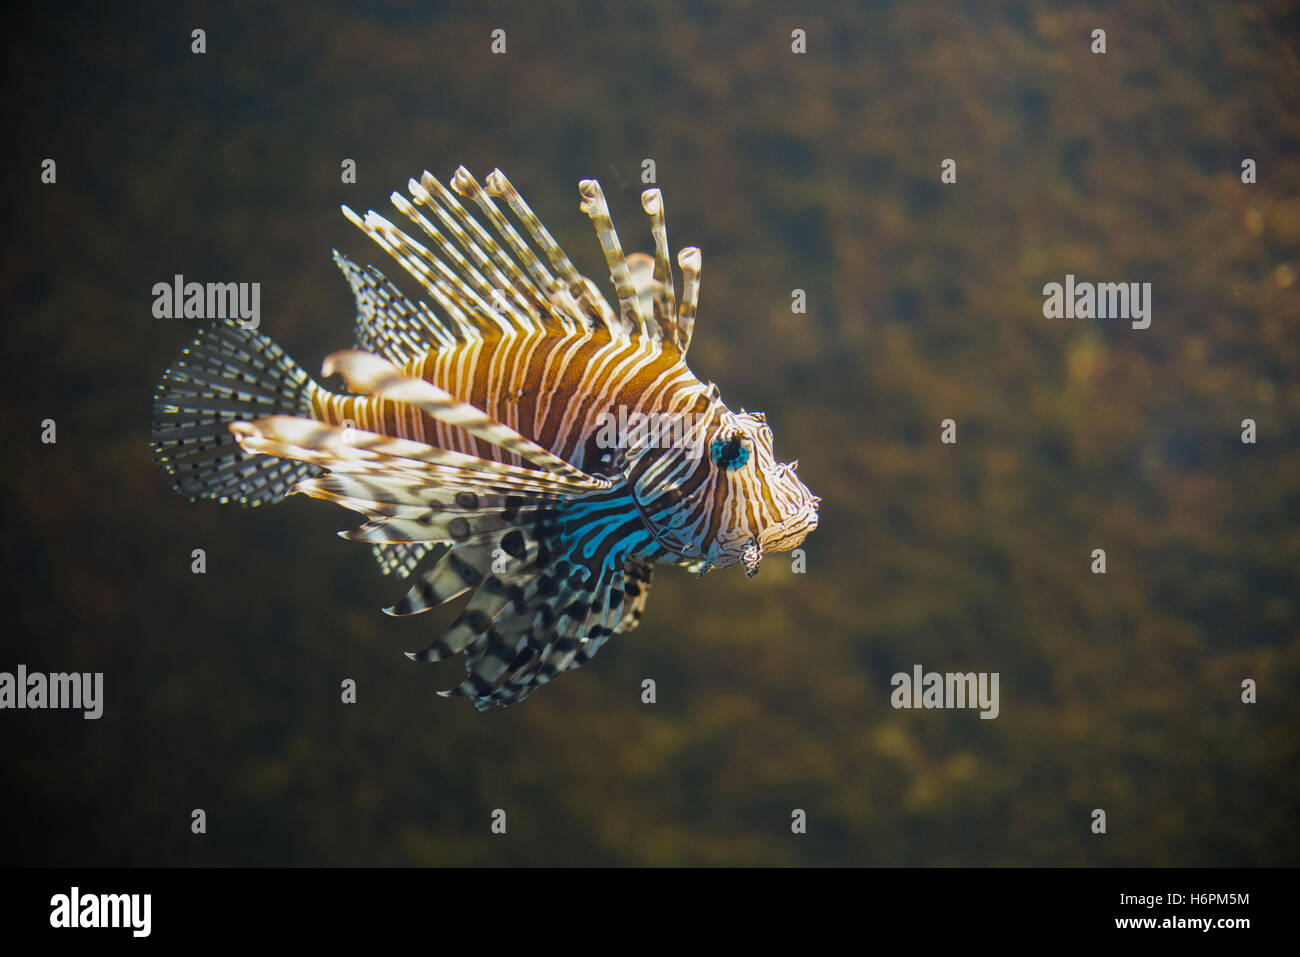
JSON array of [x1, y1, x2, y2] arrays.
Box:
[[150, 321, 320, 507]]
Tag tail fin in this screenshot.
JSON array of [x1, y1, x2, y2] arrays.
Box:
[[151, 321, 320, 507]]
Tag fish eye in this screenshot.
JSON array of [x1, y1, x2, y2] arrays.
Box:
[[710, 430, 751, 470]]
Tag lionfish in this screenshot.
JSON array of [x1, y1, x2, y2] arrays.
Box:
[[151, 167, 819, 708]]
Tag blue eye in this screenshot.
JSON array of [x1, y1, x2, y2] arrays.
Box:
[[710, 432, 750, 470]]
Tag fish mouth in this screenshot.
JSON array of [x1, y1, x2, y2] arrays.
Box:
[[760, 495, 820, 554], [762, 523, 814, 555], [714, 511, 816, 576]]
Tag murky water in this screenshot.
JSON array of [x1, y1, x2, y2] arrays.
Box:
[[2, 1, 1296, 865]]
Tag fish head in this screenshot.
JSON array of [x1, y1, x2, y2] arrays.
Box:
[[629, 407, 820, 577]]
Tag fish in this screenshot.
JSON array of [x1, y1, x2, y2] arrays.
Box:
[[150, 166, 820, 708]]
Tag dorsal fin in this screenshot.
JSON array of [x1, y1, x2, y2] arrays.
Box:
[[334, 250, 457, 362], [624, 253, 658, 342], [339, 168, 704, 357]]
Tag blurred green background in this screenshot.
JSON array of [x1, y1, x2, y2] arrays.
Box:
[[2, 0, 1297, 865]]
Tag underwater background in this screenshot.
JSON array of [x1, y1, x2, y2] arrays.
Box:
[[1, 0, 1296, 865]]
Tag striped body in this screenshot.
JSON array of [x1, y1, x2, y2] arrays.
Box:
[[313, 329, 709, 476], [151, 165, 819, 708]]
